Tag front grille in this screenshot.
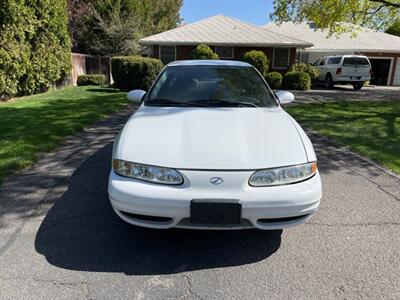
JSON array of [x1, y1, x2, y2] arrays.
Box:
[[178, 218, 253, 228]]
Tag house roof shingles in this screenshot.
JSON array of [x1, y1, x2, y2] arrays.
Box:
[[139, 15, 312, 48], [263, 22, 400, 53]]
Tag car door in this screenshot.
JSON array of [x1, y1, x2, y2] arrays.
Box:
[[316, 58, 327, 80]]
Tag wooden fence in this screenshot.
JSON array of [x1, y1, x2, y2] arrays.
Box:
[[71, 53, 112, 85]]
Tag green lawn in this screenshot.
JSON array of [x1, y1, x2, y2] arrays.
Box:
[[286, 101, 400, 174], [0, 86, 127, 182]]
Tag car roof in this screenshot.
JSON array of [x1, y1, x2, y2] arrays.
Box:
[[321, 55, 368, 58], [167, 60, 252, 67]]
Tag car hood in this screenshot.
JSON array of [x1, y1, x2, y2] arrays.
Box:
[[114, 106, 308, 170]]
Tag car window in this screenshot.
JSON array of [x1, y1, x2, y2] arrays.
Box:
[[327, 57, 341, 64], [319, 58, 326, 66], [312, 59, 320, 66], [343, 57, 370, 66], [145, 65, 278, 108]]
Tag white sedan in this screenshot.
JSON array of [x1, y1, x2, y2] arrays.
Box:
[[108, 60, 321, 230]]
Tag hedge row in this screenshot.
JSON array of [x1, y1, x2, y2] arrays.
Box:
[[111, 56, 164, 90], [77, 74, 106, 86], [0, 0, 71, 99], [109, 51, 317, 92]]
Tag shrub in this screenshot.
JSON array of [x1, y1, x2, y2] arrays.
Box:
[[111, 56, 163, 90], [77, 74, 106, 86], [191, 44, 219, 60], [242, 50, 269, 77], [288, 63, 319, 81], [283, 71, 311, 90], [265, 72, 283, 89], [0, 0, 71, 99]]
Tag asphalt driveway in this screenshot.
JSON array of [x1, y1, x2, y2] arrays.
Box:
[[0, 106, 399, 299], [292, 85, 400, 103]]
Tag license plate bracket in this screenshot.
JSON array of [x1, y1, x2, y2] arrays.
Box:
[[190, 199, 241, 225]]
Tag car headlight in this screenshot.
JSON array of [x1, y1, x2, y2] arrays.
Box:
[[112, 159, 183, 185], [249, 162, 317, 187]]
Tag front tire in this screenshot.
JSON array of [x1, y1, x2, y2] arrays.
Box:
[[352, 82, 363, 90], [324, 74, 334, 88]]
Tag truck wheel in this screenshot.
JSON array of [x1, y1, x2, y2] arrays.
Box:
[[352, 82, 363, 90], [324, 74, 334, 88]]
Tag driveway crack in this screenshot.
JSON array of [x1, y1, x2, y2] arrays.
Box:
[[182, 274, 204, 300], [0, 274, 89, 288]]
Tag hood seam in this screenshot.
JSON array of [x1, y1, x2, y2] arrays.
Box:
[[286, 113, 310, 162]]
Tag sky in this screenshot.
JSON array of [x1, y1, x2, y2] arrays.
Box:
[[180, 0, 274, 26]]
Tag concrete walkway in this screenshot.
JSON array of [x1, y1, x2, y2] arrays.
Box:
[[0, 106, 399, 299]]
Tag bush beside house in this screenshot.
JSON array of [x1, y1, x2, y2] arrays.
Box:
[[283, 71, 311, 90], [242, 50, 269, 77], [111, 56, 163, 90], [77, 74, 106, 86], [0, 0, 71, 100], [288, 63, 319, 82], [265, 72, 283, 89], [191, 44, 219, 59]]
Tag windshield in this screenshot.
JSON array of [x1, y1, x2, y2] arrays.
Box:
[[343, 57, 370, 66], [144, 65, 277, 108]]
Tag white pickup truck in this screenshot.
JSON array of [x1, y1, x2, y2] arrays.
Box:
[[312, 55, 372, 90]]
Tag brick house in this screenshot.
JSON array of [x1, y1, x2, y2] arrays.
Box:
[[139, 15, 312, 73]]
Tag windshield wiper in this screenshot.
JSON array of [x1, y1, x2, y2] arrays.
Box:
[[194, 99, 259, 107], [146, 98, 259, 108], [145, 98, 210, 107]]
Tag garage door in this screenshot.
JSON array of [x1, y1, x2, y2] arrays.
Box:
[[369, 59, 391, 85]]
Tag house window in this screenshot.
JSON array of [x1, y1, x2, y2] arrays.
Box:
[[159, 46, 176, 64], [273, 48, 290, 68], [215, 46, 234, 59], [300, 53, 309, 63]]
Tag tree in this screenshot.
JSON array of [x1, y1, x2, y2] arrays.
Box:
[[271, 0, 400, 36], [386, 19, 400, 36], [90, 3, 141, 55], [70, 0, 182, 55], [67, 0, 92, 52], [141, 0, 183, 35], [1, 0, 71, 99]]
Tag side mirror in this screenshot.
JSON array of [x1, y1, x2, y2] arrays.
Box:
[[275, 90, 295, 104], [127, 90, 146, 103]]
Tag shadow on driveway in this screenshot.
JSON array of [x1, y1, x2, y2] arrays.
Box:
[[35, 144, 282, 275]]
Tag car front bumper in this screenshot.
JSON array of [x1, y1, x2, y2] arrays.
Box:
[[108, 169, 322, 230]]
